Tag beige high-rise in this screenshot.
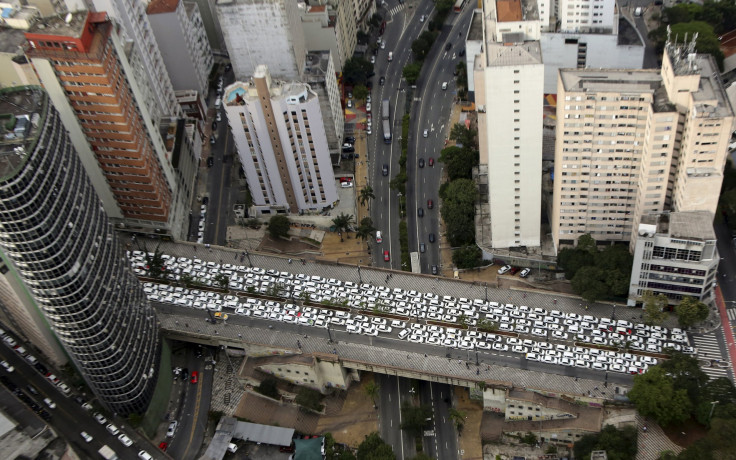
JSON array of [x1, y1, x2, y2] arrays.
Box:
[[551, 36, 734, 252]]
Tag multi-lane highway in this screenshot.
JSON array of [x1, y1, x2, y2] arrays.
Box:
[[368, 0, 474, 274]]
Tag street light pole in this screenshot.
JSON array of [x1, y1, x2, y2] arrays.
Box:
[[709, 400, 720, 420]]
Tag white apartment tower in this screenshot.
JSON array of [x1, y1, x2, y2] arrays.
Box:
[[89, 0, 182, 121], [551, 34, 734, 252], [147, 0, 214, 95], [475, 0, 544, 249], [223, 65, 338, 215], [216, 0, 306, 81], [558, 0, 617, 33]]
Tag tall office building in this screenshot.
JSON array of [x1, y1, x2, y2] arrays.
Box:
[[217, 0, 306, 81], [0, 86, 160, 415], [551, 35, 734, 252], [89, 0, 181, 122], [25, 11, 191, 240], [475, 0, 544, 249], [147, 0, 214, 95], [223, 65, 338, 215]]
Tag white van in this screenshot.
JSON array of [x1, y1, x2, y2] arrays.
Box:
[[215, 97, 222, 109], [388, 52, 393, 61], [375, 231, 382, 243], [634, 6, 642, 16], [227, 443, 238, 453]]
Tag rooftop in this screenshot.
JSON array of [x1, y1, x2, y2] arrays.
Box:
[[486, 41, 542, 67], [559, 68, 662, 93], [0, 86, 46, 180], [640, 211, 716, 241], [26, 10, 89, 38], [0, 26, 29, 55], [496, 0, 522, 22], [147, 0, 179, 15], [468, 9, 483, 41]]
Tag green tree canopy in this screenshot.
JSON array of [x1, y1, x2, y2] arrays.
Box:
[[400, 401, 433, 438], [449, 123, 477, 150], [440, 179, 476, 247], [356, 217, 377, 241], [411, 31, 438, 61], [143, 245, 166, 279], [439, 145, 478, 180], [453, 245, 482, 269], [558, 235, 632, 302], [669, 22, 724, 70], [353, 85, 369, 101], [343, 57, 374, 86], [267, 215, 290, 239], [295, 387, 324, 412], [573, 425, 638, 460], [402, 62, 422, 85], [570, 266, 610, 303], [359, 186, 375, 207], [356, 432, 395, 460], [628, 366, 692, 426], [642, 290, 669, 326], [675, 296, 709, 328]]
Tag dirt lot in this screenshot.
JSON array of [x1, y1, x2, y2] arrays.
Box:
[[455, 387, 484, 460], [315, 375, 378, 447]]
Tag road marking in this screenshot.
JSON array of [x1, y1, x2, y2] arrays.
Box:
[[727, 309, 736, 321]]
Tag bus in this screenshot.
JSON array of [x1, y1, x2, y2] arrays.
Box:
[[410, 252, 420, 274], [382, 98, 391, 144], [454, 0, 465, 13]]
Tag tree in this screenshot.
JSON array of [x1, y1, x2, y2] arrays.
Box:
[[255, 377, 280, 400], [476, 317, 498, 333], [267, 215, 290, 239], [675, 296, 709, 328], [628, 366, 692, 426], [402, 62, 422, 85], [400, 401, 432, 438], [570, 266, 609, 303], [453, 245, 482, 269], [359, 186, 376, 207], [573, 425, 638, 460], [143, 245, 166, 279], [213, 273, 229, 289], [669, 22, 724, 70], [449, 123, 477, 150], [439, 145, 478, 181], [356, 432, 395, 460], [642, 290, 669, 326], [411, 31, 437, 61], [295, 387, 324, 412], [332, 213, 355, 239], [353, 85, 369, 101], [449, 408, 466, 432], [343, 57, 374, 86], [659, 352, 708, 408], [356, 217, 377, 241], [364, 380, 380, 407]]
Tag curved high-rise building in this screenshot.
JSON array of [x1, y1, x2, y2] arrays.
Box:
[[0, 86, 161, 415]]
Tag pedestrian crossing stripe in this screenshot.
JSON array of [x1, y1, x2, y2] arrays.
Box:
[[728, 309, 736, 321]]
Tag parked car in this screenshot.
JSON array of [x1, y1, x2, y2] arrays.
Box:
[[383, 250, 390, 262], [497, 265, 512, 275], [519, 268, 531, 278]]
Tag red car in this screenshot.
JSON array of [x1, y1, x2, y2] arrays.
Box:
[[159, 442, 168, 451], [383, 250, 390, 262], [190, 371, 198, 384], [427, 199, 433, 209], [428, 157, 434, 167]]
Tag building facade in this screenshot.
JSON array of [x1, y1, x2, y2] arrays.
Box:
[[89, 0, 182, 122], [0, 86, 161, 415], [217, 0, 306, 81], [147, 0, 213, 95], [629, 212, 718, 306], [475, 0, 543, 249], [300, 1, 356, 73], [223, 65, 338, 216], [557, 0, 617, 33], [25, 11, 191, 240], [551, 36, 734, 252]]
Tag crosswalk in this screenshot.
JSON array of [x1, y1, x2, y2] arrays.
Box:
[[386, 4, 406, 17], [727, 308, 736, 321], [692, 332, 732, 380]]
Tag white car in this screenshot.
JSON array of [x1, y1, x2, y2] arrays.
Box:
[[118, 434, 133, 447], [94, 413, 107, 424], [497, 265, 512, 275], [0, 360, 14, 372], [81, 431, 93, 443], [167, 420, 178, 437], [43, 398, 56, 409], [492, 343, 508, 352]]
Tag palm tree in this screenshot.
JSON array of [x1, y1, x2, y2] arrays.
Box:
[[449, 408, 466, 432], [364, 380, 380, 408], [332, 213, 354, 241], [356, 217, 376, 241], [359, 186, 375, 207]]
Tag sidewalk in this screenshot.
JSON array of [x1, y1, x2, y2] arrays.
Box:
[[714, 285, 736, 378]]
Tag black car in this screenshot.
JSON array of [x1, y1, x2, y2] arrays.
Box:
[[379, 76, 385, 86], [344, 136, 356, 144], [181, 368, 189, 381], [445, 42, 452, 51], [212, 121, 217, 130], [202, 196, 209, 205], [418, 158, 425, 168], [418, 208, 424, 217], [431, 265, 438, 275], [429, 233, 436, 243], [382, 164, 389, 176], [207, 157, 214, 167], [34, 362, 48, 375], [343, 146, 355, 153], [459, 49, 465, 57]]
